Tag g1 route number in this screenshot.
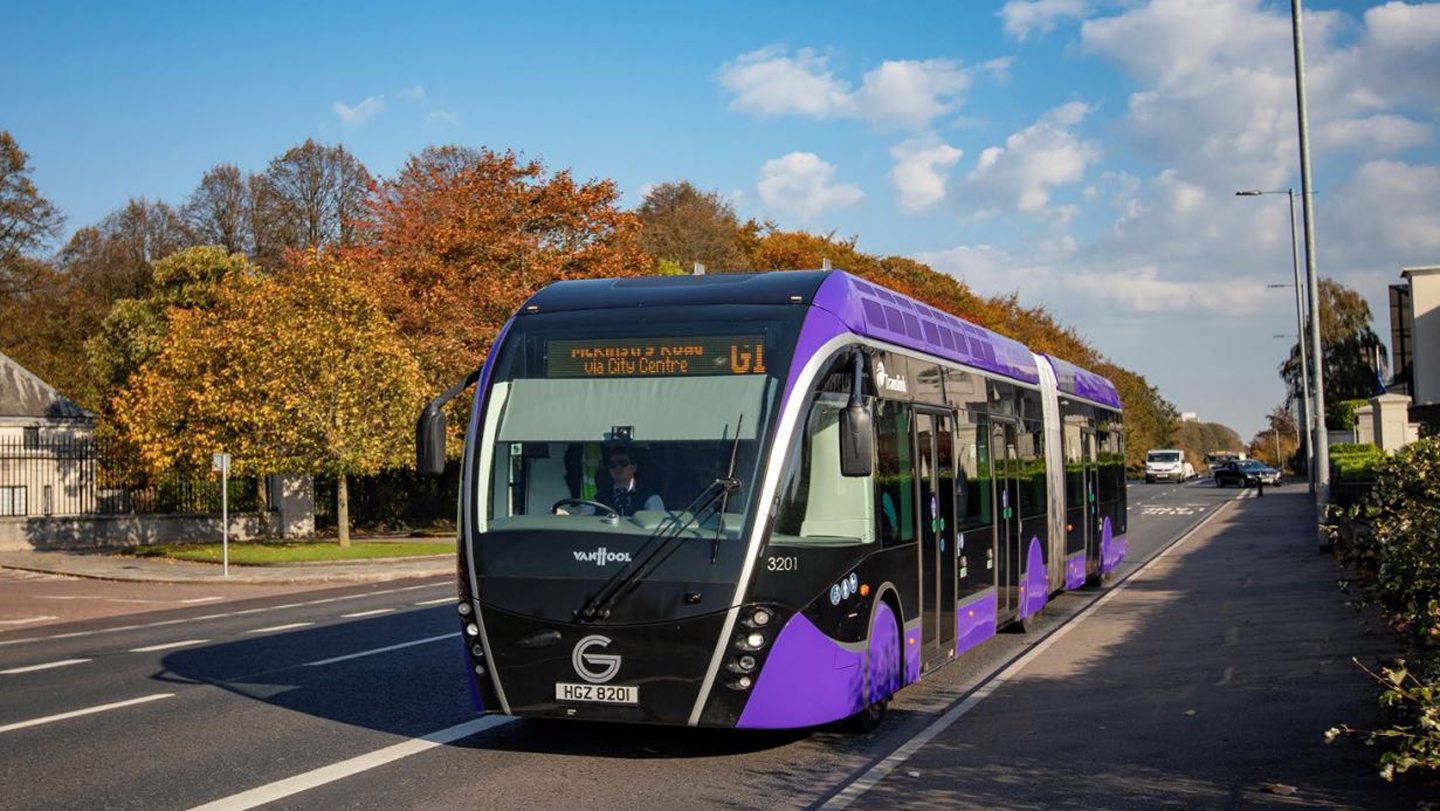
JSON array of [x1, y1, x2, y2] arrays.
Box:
[[766, 555, 798, 572]]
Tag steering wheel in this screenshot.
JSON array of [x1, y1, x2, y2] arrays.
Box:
[[551, 498, 620, 519]]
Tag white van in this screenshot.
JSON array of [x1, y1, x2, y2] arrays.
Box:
[[1145, 449, 1191, 483]]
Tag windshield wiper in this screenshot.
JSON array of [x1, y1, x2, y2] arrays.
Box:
[[711, 414, 745, 564], [575, 477, 734, 622]]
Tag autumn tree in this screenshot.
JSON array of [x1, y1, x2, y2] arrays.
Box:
[[635, 181, 746, 272], [260, 140, 371, 263], [0, 131, 64, 295], [1281, 278, 1388, 428], [113, 252, 423, 545], [350, 145, 650, 391], [1249, 405, 1300, 469], [87, 246, 260, 416], [58, 198, 195, 303], [182, 164, 254, 255]]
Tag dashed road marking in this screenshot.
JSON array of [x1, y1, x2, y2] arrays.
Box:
[[1, 658, 92, 675], [130, 639, 210, 653], [339, 609, 394, 619], [244, 622, 313, 635], [0, 693, 174, 735]]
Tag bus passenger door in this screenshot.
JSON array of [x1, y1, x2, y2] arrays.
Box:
[[991, 419, 1021, 622], [915, 409, 957, 671], [1083, 429, 1100, 577]]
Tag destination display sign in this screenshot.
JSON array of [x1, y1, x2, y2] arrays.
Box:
[[547, 335, 767, 378]]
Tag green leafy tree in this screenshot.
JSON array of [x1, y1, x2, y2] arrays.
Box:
[[635, 181, 746, 272], [1281, 278, 1388, 428], [113, 252, 424, 545]]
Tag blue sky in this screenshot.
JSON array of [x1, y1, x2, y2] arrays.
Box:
[[6, 0, 1439, 439]]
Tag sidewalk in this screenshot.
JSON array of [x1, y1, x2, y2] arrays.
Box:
[[855, 486, 1433, 808], [0, 544, 454, 585]]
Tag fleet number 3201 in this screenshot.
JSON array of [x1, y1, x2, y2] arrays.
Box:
[[766, 556, 798, 572]]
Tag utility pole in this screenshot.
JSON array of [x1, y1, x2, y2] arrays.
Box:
[[1292, 0, 1329, 543]]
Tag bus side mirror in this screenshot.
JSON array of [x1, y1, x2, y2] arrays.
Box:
[[416, 405, 447, 477], [839, 403, 874, 477]]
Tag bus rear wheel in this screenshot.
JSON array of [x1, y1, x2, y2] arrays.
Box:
[[844, 698, 888, 733]]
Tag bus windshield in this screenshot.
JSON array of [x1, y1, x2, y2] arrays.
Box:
[[476, 312, 793, 550]]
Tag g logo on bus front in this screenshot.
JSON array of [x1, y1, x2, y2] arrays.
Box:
[[572, 634, 622, 684]]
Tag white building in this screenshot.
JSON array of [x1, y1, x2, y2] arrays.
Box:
[[0, 351, 95, 516]]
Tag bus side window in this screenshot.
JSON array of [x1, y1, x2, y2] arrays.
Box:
[[874, 401, 915, 547]]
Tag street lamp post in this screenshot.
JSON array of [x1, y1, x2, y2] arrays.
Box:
[[1238, 189, 1314, 493], [1292, 0, 1330, 541]]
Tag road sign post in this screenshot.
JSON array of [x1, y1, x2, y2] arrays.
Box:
[[212, 452, 231, 577]]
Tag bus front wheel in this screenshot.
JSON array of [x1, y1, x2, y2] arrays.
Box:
[[844, 698, 888, 733]]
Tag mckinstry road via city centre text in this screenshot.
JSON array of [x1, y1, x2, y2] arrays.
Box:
[[1, 480, 1239, 810]]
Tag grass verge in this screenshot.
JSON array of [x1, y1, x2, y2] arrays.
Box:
[[127, 540, 454, 565]]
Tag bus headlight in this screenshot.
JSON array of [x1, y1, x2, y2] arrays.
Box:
[[747, 608, 772, 627], [725, 654, 757, 674], [457, 602, 472, 616], [726, 675, 754, 691], [736, 631, 766, 651], [471, 644, 485, 658], [465, 623, 479, 637]]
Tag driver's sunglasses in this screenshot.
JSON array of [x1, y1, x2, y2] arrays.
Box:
[[608, 459, 633, 469]]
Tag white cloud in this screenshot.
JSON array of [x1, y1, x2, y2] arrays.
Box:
[[331, 95, 385, 125], [397, 85, 427, 102], [962, 102, 1100, 216], [1000, 0, 1093, 41], [756, 152, 864, 220], [718, 47, 975, 132], [1317, 114, 1431, 153], [427, 109, 459, 126], [853, 59, 970, 131], [890, 137, 964, 212], [717, 47, 850, 119]]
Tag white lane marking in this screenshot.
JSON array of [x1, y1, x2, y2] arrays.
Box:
[[0, 693, 174, 735], [244, 622, 313, 634], [1, 658, 92, 675], [822, 496, 1236, 809], [303, 633, 459, 667], [130, 639, 210, 653], [179, 597, 225, 604], [189, 715, 512, 811], [0, 616, 58, 625], [0, 582, 448, 648], [414, 597, 454, 606], [340, 609, 394, 619]]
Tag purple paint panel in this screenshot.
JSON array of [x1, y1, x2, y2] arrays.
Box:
[[1099, 517, 1129, 574], [737, 612, 864, 729], [1065, 550, 1086, 590], [1019, 537, 1048, 620], [868, 602, 902, 703], [811, 272, 1039, 385], [905, 626, 922, 685], [955, 590, 998, 655], [1042, 354, 1123, 409], [783, 308, 849, 417]]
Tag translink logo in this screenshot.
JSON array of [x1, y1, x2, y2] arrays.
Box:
[[573, 547, 632, 567]]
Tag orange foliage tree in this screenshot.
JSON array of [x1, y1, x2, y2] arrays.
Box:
[[348, 146, 650, 392]]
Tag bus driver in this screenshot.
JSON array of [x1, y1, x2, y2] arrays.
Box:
[[598, 449, 664, 517]]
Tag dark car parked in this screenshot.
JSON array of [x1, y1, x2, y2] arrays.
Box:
[[1213, 459, 1282, 487]]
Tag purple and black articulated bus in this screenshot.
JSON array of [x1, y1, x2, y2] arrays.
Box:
[[415, 269, 1128, 731]]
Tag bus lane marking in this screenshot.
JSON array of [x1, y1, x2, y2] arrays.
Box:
[[0, 582, 450, 649], [0, 693, 174, 735], [1, 658, 91, 674], [188, 715, 513, 811], [340, 609, 394, 618], [0, 616, 58, 625], [244, 623, 314, 634], [821, 495, 1237, 809], [302, 633, 459, 667], [130, 639, 210, 653]]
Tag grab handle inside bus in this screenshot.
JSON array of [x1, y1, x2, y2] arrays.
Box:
[[416, 366, 484, 477], [840, 350, 873, 477]]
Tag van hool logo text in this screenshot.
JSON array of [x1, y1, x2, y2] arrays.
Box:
[[574, 548, 633, 566]]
